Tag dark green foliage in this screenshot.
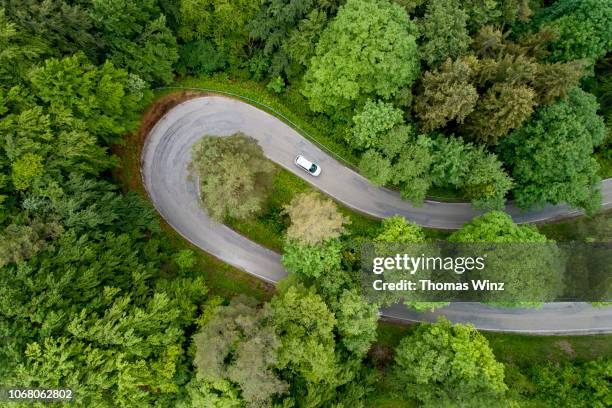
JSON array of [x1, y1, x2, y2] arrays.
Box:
[[500, 88, 606, 212], [249, 0, 339, 79], [28, 53, 145, 144], [2, 0, 101, 61], [0, 52, 144, 204], [177, 0, 261, 66], [1, 226, 208, 406], [0, 9, 46, 86], [178, 39, 227, 75], [1, 1, 611, 406], [418, 0, 470, 67], [537, 0, 612, 64], [526, 359, 612, 407], [91, 0, 178, 84]]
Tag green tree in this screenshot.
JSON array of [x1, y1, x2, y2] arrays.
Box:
[[282, 238, 343, 281], [393, 317, 507, 407], [91, 0, 178, 84], [428, 135, 470, 187], [350, 99, 403, 149], [0, 219, 62, 267], [302, 0, 420, 116], [250, 0, 339, 78], [419, 0, 470, 67], [11, 152, 44, 190], [539, 0, 612, 64], [193, 296, 288, 406], [283, 9, 330, 76], [463, 83, 536, 145], [500, 88, 606, 213], [414, 57, 479, 132], [391, 134, 435, 204], [268, 284, 342, 402], [449, 211, 545, 244], [178, 39, 227, 75], [359, 124, 415, 186], [2, 0, 101, 61], [283, 191, 349, 245], [359, 149, 393, 186], [528, 358, 612, 408], [189, 133, 275, 222], [173, 249, 196, 272], [449, 211, 565, 305], [2, 229, 208, 406], [29, 53, 145, 144], [332, 289, 378, 357], [0, 8, 45, 86], [461, 148, 513, 210], [464, 0, 532, 31], [374, 215, 426, 243], [178, 0, 261, 65], [179, 378, 244, 407]]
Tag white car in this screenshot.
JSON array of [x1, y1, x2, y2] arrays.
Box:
[[294, 155, 321, 176]]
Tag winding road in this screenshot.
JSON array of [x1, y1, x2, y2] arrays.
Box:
[[142, 95, 612, 335]]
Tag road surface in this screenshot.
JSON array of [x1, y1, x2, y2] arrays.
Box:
[[142, 96, 612, 334]]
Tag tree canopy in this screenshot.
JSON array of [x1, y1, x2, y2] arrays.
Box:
[[393, 317, 507, 407], [189, 133, 276, 222], [302, 0, 420, 116], [500, 88, 606, 213]]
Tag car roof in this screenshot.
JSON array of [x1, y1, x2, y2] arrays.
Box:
[[296, 155, 313, 168]]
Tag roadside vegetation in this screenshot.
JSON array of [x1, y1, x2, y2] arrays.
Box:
[[0, 0, 610, 407]]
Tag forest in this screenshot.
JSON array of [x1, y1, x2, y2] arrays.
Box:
[[0, 0, 611, 406]]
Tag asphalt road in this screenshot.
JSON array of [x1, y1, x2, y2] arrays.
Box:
[[142, 96, 612, 334]]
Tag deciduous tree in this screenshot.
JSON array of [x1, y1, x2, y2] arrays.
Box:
[[302, 0, 420, 116], [374, 215, 426, 243], [189, 133, 275, 222], [350, 100, 403, 149], [332, 289, 378, 357], [284, 191, 349, 245], [500, 88, 606, 213], [538, 0, 612, 64], [193, 296, 288, 405], [393, 317, 507, 407], [282, 238, 343, 280], [450, 211, 565, 306]]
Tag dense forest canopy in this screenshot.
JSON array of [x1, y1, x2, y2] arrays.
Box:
[[0, 0, 611, 406]]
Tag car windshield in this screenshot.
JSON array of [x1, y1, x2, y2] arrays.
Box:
[[309, 164, 318, 172]]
